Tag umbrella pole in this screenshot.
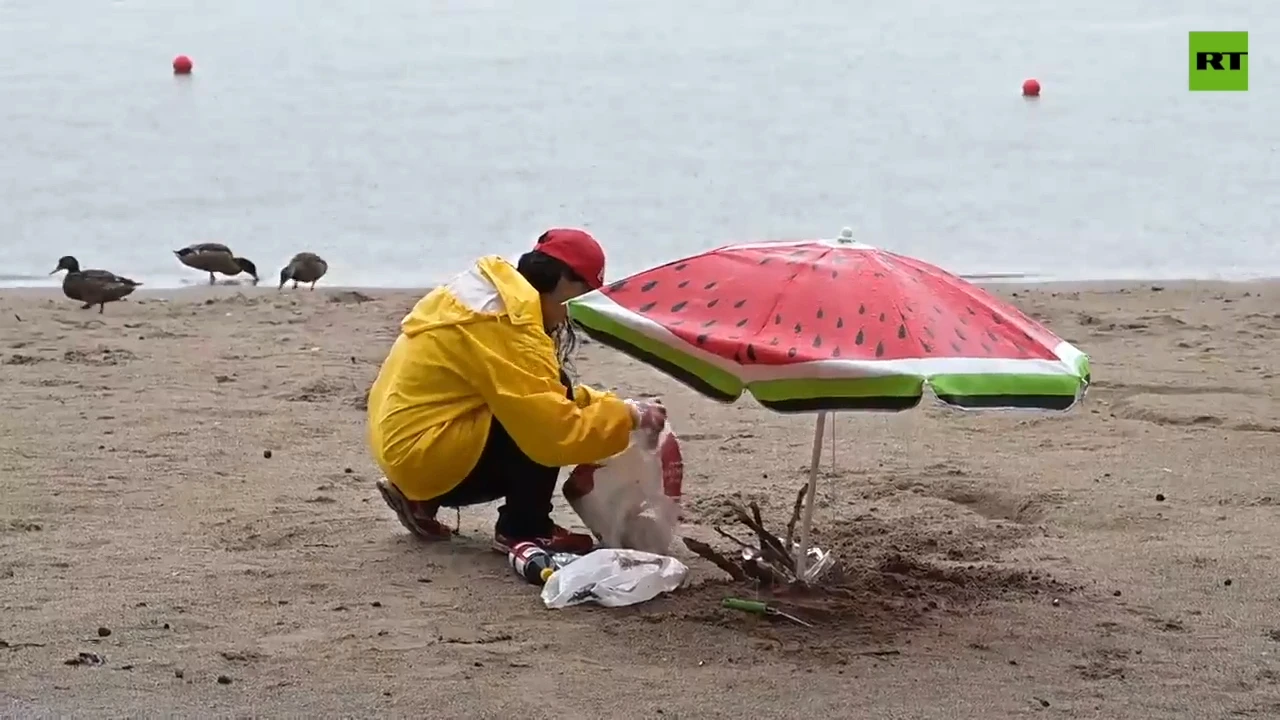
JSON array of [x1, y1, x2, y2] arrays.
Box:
[[795, 411, 827, 580], [830, 413, 836, 472]]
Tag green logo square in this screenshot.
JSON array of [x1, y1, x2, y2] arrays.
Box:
[[1189, 31, 1249, 91]]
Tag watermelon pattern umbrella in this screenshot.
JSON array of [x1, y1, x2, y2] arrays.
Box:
[[566, 229, 1090, 578]]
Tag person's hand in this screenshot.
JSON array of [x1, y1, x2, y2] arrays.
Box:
[[626, 399, 667, 449]]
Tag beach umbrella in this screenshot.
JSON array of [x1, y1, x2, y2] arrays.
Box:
[[567, 229, 1090, 578]]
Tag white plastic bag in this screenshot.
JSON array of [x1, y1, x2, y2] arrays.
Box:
[[562, 424, 684, 554], [541, 548, 689, 609]]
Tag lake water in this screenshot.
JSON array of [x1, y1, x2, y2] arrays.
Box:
[[0, 0, 1275, 289]]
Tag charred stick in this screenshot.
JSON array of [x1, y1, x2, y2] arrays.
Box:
[[784, 483, 808, 550], [749, 500, 796, 573], [712, 526, 753, 549], [727, 501, 796, 574], [681, 537, 749, 582], [727, 502, 771, 553]]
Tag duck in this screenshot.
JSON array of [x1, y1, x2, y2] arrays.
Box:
[[173, 243, 259, 285], [49, 256, 142, 314], [278, 252, 329, 290]]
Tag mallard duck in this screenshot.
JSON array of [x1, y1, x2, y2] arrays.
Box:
[[49, 256, 141, 314], [278, 252, 329, 290], [173, 243, 259, 285]]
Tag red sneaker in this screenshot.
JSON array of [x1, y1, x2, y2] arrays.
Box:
[[492, 525, 595, 555], [376, 478, 455, 541]]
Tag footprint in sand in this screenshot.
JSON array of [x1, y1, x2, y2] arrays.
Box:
[[61, 347, 137, 366], [1110, 392, 1280, 433]]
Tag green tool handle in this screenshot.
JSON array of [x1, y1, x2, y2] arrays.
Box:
[[723, 598, 768, 614]]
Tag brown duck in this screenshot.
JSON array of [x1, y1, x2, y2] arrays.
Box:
[[278, 252, 328, 290], [173, 243, 259, 285], [50, 256, 142, 314]]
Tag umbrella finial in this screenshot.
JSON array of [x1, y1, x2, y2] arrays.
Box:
[[837, 227, 854, 244]]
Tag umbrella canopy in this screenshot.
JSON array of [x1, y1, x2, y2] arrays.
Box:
[[568, 236, 1090, 412], [567, 232, 1090, 579]]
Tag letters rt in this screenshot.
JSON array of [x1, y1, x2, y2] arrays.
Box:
[[1196, 52, 1248, 71]]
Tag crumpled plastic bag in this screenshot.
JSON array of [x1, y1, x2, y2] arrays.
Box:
[[562, 424, 683, 555], [541, 548, 689, 608]]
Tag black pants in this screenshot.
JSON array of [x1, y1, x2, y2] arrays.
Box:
[[430, 371, 573, 538]]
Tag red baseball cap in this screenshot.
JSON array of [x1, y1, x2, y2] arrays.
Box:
[[535, 228, 606, 289]]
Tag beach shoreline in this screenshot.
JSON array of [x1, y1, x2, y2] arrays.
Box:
[[4, 275, 1278, 301], [2, 280, 1278, 717], [7, 264, 1280, 295]]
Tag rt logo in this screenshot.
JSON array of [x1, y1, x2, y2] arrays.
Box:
[[1189, 31, 1248, 91]]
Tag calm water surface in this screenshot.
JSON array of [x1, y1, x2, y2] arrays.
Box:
[[0, 0, 1275, 288]]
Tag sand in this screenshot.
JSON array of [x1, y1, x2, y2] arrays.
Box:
[[2, 280, 1279, 719]]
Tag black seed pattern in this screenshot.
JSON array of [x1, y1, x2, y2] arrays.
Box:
[[641, 280, 659, 292], [812, 335, 822, 348], [831, 270, 838, 279], [639, 301, 657, 313], [897, 324, 907, 339], [966, 306, 976, 315], [855, 329, 865, 345], [832, 346, 841, 357], [921, 341, 934, 353], [735, 318, 749, 328], [774, 314, 782, 325], [697, 334, 708, 345], [986, 330, 1000, 342], [608, 280, 627, 292], [670, 320, 684, 326], [733, 299, 747, 309], [787, 347, 797, 358], [992, 313, 1005, 324], [675, 263, 688, 271], [950, 341, 962, 353], [958, 314, 969, 325], [874, 341, 885, 358], [746, 344, 757, 361], [678, 279, 690, 289], [878, 312, 886, 322], [836, 317, 844, 329], [980, 342, 992, 353], [858, 304, 866, 315], [671, 301, 688, 312], [707, 298, 719, 308], [793, 322, 802, 334], [933, 305, 943, 315], [704, 281, 717, 290], [817, 308, 824, 319], [769, 337, 779, 346], [954, 327, 968, 341], [924, 326, 935, 338], [759, 257, 771, 265], [702, 320, 716, 328]]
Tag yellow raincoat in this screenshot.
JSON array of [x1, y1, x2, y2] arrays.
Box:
[[367, 255, 635, 501]]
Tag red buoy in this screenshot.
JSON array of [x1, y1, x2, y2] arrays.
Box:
[[1022, 78, 1041, 97], [173, 55, 193, 75]]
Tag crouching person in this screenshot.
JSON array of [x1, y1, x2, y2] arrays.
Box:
[[366, 229, 666, 554]]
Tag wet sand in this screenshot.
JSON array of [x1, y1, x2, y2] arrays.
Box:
[[1, 281, 1278, 718]]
